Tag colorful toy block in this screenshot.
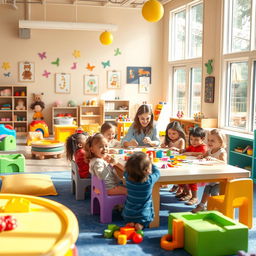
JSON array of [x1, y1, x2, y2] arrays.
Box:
[[0, 124, 16, 138], [0, 154, 25, 173], [168, 211, 248, 256], [29, 121, 49, 138], [54, 125, 78, 143], [0, 135, 16, 151]]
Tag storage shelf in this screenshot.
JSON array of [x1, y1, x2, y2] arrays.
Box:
[[230, 151, 253, 159], [105, 110, 129, 112], [81, 115, 101, 117]]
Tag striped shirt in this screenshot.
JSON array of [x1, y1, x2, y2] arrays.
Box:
[[122, 164, 160, 224]]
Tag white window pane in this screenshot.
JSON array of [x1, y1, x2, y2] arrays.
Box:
[[173, 11, 186, 60], [173, 68, 186, 116], [190, 67, 202, 117], [190, 3, 203, 58], [228, 62, 248, 129], [253, 62, 256, 131], [231, 0, 251, 52]]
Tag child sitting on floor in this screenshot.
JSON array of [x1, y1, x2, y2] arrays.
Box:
[[192, 129, 227, 213]]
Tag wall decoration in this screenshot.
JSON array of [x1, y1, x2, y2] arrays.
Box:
[[86, 63, 96, 72], [114, 48, 121, 56], [55, 73, 71, 94], [102, 60, 110, 69], [51, 58, 60, 67], [126, 66, 151, 84], [107, 70, 121, 89], [204, 76, 215, 103], [205, 59, 213, 75], [139, 76, 150, 94], [3, 72, 11, 77], [71, 62, 77, 70], [2, 62, 11, 70], [42, 70, 51, 78], [72, 50, 81, 58], [18, 61, 35, 82], [38, 52, 47, 60], [84, 75, 99, 94]]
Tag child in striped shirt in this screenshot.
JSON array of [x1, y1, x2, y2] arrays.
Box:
[[122, 152, 160, 230]]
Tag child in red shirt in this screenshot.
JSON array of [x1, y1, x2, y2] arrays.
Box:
[[178, 127, 207, 205], [66, 129, 90, 178]]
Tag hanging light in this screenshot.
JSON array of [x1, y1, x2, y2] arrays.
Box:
[[99, 31, 113, 45], [142, 0, 164, 23]]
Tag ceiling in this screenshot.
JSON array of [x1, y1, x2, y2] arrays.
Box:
[[1, 0, 171, 9]]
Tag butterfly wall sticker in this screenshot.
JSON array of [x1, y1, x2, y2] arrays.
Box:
[[114, 48, 121, 56], [86, 63, 96, 72], [42, 70, 51, 78], [38, 52, 47, 60], [101, 60, 110, 69], [51, 58, 60, 67], [3, 72, 11, 77], [71, 62, 77, 70], [2, 62, 11, 70], [72, 50, 81, 58]]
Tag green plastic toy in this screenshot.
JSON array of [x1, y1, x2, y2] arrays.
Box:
[[0, 154, 25, 173]]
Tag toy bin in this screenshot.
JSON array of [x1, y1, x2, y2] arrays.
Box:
[[55, 117, 74, 125]]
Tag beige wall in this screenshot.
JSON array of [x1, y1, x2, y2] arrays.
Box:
[[0, 4, 163, 131]]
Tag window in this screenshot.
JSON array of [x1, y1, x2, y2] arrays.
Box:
[[169, 1, 203, 118], [222, 0, 256, 133]]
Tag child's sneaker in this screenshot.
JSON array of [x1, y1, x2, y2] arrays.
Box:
[[191, 203, 206, 213]]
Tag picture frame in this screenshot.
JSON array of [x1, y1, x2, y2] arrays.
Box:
[[18, 61, 35, 82], [84, 75, 99, 94], [55, 73, 71, 94], [126, 66, 151, 84], [139, 76, 150, 94], [107, 70, 121, 89], [204, 76, 215, 103]]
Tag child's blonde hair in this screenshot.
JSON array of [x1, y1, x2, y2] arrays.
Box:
[[209, 129, 226, 148]]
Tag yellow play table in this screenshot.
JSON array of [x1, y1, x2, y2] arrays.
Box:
[[0, 194, 79, 256]]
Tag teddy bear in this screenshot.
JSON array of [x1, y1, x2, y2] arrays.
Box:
[[16, 99, 26, 110]]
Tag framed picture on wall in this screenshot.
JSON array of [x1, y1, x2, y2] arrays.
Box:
[[18, 61, 35, 82], [126, 66, 151, 84], [84, 75, 99, 94], [204, 76, 215, 103], [107, 70, 121, 89], [55, 73, 71, 94], [139, 76, 150, 94]]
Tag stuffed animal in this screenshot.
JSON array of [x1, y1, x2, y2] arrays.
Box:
[[16, 99, 26, 110], [33, 93, 44, 102]]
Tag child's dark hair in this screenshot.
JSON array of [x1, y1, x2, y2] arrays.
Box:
[[100, 122, 116, 134], [133, 104, 154, 135], [188, 127, 206, 145], [85, 133, 106, 159], [125, 152, 151, 183], [164, 121, 186, 145], [66, 132, 88, 161]]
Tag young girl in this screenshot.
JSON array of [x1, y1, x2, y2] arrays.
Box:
[[66, 130, 90, 178], [121, 104, 160, 148], [100, 122, 121, 148], [178, 127, 207, 205], [87, 133, 127, 195], [192, 129, 227, 213], [122, 151, 160, 230], [161, 121, 186, 193]]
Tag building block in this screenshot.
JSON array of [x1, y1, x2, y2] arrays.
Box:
[[168, 211, 248, 256], [0, 154, 25, 173], [117, 234, 127, 245], [26, 131, 43, 146], [0, 135, 16, 151], [0, 124, 16, 138]]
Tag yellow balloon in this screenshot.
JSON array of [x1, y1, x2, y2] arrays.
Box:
[[142, 0, 164, 23], [100, 31, 113, 45]]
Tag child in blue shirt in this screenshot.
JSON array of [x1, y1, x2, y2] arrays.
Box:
[[121, 104, 160, 148], [122, 151, 160, 230]]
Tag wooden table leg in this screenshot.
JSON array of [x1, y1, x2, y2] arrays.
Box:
[[149, 182, 161, 228]]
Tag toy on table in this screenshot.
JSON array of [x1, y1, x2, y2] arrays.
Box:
[[0, 135, 16, 151], [29, 120, 49, 137], [30, 93, 45, 120], [15, 99, 26, 110]]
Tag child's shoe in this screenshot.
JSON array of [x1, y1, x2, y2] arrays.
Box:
[[169, 184, 178, 193], [185, 197, 198, 205], [191, 203, 206, 213]]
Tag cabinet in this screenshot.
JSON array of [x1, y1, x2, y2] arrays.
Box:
[[79, 104, 103, 126], [169, 117, 218, 134], [228, 130, 256, 182], [101, 100, 130, 123], [0, 85, 28, 135]]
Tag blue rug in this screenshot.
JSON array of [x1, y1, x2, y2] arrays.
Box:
[[40, 172, 256, 256]]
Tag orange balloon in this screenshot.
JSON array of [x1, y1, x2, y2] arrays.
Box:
[[142, 0, 164, 22], [100, 31, 113, 45]]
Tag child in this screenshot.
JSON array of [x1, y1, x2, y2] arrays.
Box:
[[100, 122, 121, 148], [178, 127, 207, 205], [122, 104, 160, 148], [66, 130, 90, 178], [87, 133, 127, 195], [122, 151, 160, 230], [192, 129, 227, 213], [161, 121, 186, 193]]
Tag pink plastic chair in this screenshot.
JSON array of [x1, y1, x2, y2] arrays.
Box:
[[91, 175, 126, 223]]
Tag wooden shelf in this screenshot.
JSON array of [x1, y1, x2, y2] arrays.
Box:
[[230, 150, 253, 159], [79, 104, 103, 126]]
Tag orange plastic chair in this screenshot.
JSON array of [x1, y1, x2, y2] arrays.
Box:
[[207, 178, 253, 228], [117, 122, 133, 140]]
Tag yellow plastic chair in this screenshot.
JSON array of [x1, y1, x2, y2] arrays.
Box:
[[207, 178, 253, 228]]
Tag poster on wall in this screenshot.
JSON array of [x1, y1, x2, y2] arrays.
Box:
[[107, 71, 121, 89], [18, 61, 35, 82], [139, 76, 150, 94], [126, 66, 151, 84], [84, 75, 99, 94], [204, 76, 215, 103], [55, 73, 71, 94]]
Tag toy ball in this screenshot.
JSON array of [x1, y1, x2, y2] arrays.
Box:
[[100, 31, 113, 45], [132, 232, 143, 244], [142, 0, 164, 23]]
